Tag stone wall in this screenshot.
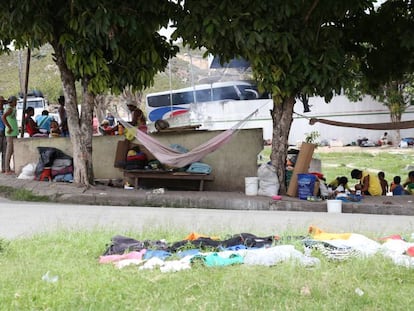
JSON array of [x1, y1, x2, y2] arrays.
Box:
[[14, 128, 263, 192]]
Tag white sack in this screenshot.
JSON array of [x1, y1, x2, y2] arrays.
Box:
[[17, 162, 37, 180], [257, 163, 279, 197]]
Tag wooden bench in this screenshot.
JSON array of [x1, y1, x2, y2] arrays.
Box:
[[123, 170, 214, 191]]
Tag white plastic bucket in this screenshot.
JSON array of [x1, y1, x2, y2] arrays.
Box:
[[327, 199, 342, 213], [245, 177, 259, 196]]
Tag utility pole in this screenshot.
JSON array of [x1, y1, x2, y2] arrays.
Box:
[[20, 48, 31, 138], [17, 50, 24, 94]]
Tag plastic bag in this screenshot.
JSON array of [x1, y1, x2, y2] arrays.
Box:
[[257, 163, 279, 197], [17, 162, 37, 180]]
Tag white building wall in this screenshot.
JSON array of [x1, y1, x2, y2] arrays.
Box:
[[289, 95, 414, 146]]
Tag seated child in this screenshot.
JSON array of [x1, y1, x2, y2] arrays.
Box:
[[328, 176, 351, 192], [354, 184, 362, 195], [50, 120, 61, 137], [406, 181, 414, 195], [334, 176, 349, 195], [390, 176, 404, 195], [378, 171, 388, 195], [402, 171, 414, 194], [100, 119, 117, 135]]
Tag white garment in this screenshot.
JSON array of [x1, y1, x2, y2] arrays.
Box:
[[336, 185, 345, 192]]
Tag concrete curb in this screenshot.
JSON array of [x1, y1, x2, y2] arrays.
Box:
[[1, 175, 414, 215]]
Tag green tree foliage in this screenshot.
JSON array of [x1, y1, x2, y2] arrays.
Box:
[[347, 0, 414, 89], [173, 0, 374, 192], [0, 1, 179, 185], [344, 0, 414, 141]]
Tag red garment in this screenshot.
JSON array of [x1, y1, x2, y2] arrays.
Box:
[[25, 116, 37, 137], [310, 172, 324, 180], [99, 250, 146, 264], [102, 125, 116, 135]]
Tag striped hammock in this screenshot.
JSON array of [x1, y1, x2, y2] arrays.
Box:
[[115, 109, 258, 168]]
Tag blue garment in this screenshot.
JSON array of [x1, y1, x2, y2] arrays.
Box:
[[143, 250, 172, 260], [191, 253, 244, 267], [392, 184, 404, 195], [177, 249, 200, 258], [105, 115, 115, 126], [0, 110, 5, 131], [53, 173, 73, 182], [36, 115, 53, 132]]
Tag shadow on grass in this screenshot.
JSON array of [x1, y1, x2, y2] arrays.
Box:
[[0, 185, 50, 202]]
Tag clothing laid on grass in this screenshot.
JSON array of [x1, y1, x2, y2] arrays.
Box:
[[99, 228, 414, 273]]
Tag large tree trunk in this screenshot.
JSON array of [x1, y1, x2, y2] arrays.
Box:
[[390, 108, 402, 146], [80, 78, 95, 184], [51, 41, 93, 186], [270, 96, 295, 194]]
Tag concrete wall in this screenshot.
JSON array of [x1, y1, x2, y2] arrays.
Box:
[[14, 128, 263, 192]]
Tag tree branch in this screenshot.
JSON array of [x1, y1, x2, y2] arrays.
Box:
[[304, 0, 320, 23]]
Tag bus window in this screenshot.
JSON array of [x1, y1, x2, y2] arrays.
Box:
[[147, 94, 171, 107], [195, 89, 212, 103], [212, 86, 240, 101], [173, 92, 194, 105], [242, 89, 259, 100], [239, 85, 271, 100]]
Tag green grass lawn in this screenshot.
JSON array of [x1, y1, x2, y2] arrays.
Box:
[[1, 230, 414, 310], [1, 148, 414, 310], [314, 148, 414, 183], [260, 146, 414, 185]]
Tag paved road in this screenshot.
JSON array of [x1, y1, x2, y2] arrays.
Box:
[[1, 201, 414, 239]]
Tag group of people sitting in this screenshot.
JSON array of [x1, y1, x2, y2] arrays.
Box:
[[25, 108, 61, 137], [328, 169, 414, 197], [99, 101, 147, 136], [375, 170, 414, 196], [24, 95, 68, 138]]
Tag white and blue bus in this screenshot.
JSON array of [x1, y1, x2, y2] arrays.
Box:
[[145, 80, 275, 138], [146, 80, 270, 122], [145, 80, 414, 145]]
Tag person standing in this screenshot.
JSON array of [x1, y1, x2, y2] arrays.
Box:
[[58, 95, 69, 137], [1, 96, 19, 174], [105, 112, 115, 126], [0, 96, 7, 173]]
